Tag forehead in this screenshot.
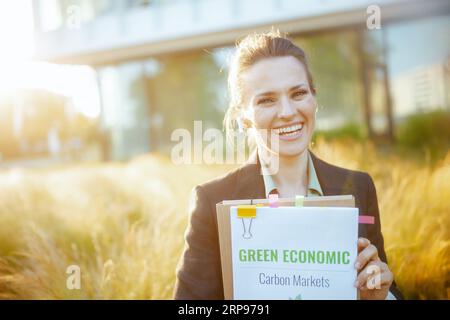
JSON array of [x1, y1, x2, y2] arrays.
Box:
[[240, 56, 308, 96]]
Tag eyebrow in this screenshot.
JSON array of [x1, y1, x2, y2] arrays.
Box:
[[254, 83, 308, 98]]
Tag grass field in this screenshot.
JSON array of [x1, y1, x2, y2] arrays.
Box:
[[0, 140, 448, 299]]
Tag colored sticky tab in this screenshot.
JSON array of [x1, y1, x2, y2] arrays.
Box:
[[269, 194, 279, 208], [237, 205, 257, 218], [359, 215, 375, 225], [295, 195, 304, 207]]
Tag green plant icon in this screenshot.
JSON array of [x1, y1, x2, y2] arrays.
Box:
[[289, 293, 302, 300]]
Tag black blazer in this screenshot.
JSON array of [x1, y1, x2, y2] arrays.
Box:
[[174, 151, 403, 299]]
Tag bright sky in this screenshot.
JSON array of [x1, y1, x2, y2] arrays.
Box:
[[0, 0, 101, 118]]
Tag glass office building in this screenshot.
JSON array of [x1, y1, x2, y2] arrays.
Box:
[[32, 0, 450, 160]]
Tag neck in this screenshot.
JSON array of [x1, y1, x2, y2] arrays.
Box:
[[277, 149, 309, 182], [260, 149, 309, 197]]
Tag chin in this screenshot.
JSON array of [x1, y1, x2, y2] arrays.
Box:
[[278, 142, 309, 157]]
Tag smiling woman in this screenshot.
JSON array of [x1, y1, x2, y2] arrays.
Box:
[[174, 30, 403, 300]]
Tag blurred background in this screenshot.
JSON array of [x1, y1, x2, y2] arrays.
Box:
[[0, 0, 449, 299]]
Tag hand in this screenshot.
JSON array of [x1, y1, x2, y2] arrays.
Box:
[[354, 238, 394, 300]]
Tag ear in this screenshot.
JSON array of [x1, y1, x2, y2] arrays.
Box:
[[241, 117, 254, 129], [237, 104, 255, 130], [237, 117, 252, 132]]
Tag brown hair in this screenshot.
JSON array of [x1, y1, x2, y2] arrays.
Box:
[[224, 30, 316, 139]]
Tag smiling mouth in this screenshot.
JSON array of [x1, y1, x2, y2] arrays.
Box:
[[273, 123, 304, 136]]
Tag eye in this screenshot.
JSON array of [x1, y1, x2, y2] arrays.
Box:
[[292, 89, 308, 99], [257, 97, 275, 105]]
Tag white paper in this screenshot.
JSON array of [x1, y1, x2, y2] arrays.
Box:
[[230, 206, 359, 300]]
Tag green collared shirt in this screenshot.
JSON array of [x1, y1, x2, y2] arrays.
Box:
[[260, 151, 323, 197]]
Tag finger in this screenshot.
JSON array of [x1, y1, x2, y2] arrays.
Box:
[[355, 261, 391, 290], [361, 269, 393, 291], [355, 261, 381, 289], [355, 244, 379, 271], [357, 237, 371, 253]]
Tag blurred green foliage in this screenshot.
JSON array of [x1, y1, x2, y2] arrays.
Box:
[[396, 110, 450, 161], [313, 122, 366, 142], [313, 110, 450, 163]]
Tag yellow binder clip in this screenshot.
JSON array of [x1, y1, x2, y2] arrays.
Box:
[[237, 205, 257, 218]]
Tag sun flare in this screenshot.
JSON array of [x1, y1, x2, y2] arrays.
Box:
[[0, 0, 100, 119]]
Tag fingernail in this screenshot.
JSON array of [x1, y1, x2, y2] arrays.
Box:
[[354, 262, 361, 269], [354, 281, 359, 288]]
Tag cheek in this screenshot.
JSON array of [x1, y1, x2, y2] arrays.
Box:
[[297, 95, 317, 121], [252, 107, 277, 129]]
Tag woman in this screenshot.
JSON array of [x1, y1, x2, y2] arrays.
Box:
[[174, 31, 402, 300]]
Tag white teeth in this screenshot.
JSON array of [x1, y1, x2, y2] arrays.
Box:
[[274, 124, 303, 135]]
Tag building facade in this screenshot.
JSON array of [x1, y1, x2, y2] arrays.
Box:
[[32, 0, 450, 160]]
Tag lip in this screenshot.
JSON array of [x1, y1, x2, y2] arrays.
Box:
[[272, 122, 304, 129], [277, 128, 303, 141]]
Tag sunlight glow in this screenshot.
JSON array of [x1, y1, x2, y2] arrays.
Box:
[[0, 0, 101, 119]]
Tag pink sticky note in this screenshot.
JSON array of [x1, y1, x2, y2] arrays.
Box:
[[359, 215, 375, 225], [269, 194, 279, 208]]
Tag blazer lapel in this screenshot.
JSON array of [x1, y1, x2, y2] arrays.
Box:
[[310, 151, 368, 238], [310, 151, 347, 196], [232, 151, 266, 200]]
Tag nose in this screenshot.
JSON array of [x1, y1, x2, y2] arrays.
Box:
[[277, 95, 296, 120]]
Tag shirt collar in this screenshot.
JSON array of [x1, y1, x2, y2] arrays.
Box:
[[260, 150, 323, 198]]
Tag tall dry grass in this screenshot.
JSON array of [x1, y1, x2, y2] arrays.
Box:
[[0, 141, 448, 299], [313, 139, 450, 299]]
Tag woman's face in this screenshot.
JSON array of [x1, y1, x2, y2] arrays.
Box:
[[241, 56, 317, 157]]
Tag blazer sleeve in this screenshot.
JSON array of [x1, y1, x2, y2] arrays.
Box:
[[365, 174, 404, 299], [173, 185, 223, 299]]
